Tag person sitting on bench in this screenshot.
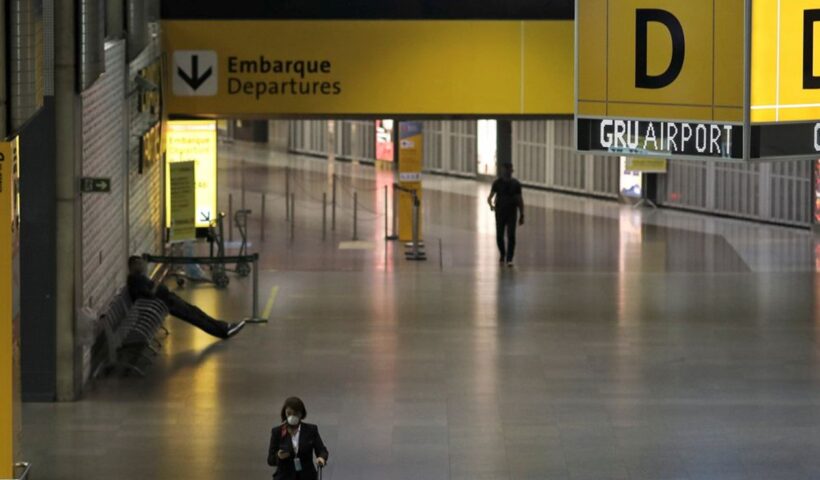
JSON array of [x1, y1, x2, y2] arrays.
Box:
[[127, 256, 246, 340]]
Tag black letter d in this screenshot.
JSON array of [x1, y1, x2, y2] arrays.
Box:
[[635, 9, 685, 89], [804, 9, 820, 89]]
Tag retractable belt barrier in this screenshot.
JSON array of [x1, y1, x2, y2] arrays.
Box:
[[142, 254, 267, 324], [392, 183, 426, 261]]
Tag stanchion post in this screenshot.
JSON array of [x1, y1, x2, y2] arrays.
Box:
[[261, 194, 266, 242], [353, 191, 359, 241], [332, 174, 337, 231], [228, 193, 234, 243], [285, 167, 290, 221], [290, 193, 295, 241], [439, 238, 443, 270], [405, 191, 426, 261], [384, 185, 388, 240], [391, 185, 398, 239], [245, 256, 267, 324], [412, 193, 420, 258], [241, 159, 246, 210], [252, 257, 259, 318], [322, 192, 327, 241]]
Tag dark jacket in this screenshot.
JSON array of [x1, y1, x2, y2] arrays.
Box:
[[126, 273, 171, 303], [268, 422, 328, 480]]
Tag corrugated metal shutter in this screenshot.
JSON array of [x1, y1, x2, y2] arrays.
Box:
[[448, 121, 477, 176], [769, 161, 811, 225], [289, 120, 377, 164], [423, 121, 444, 171], [421, 120, 477, 177], [80, 40, 127, 376], [9, 0, 45, 130], [128, 40, 162, 257], [512, 120, 619, 198], [289, 120, 327, 156], [658, 159, 811, 226]]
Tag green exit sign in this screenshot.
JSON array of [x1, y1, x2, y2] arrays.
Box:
[[81, 177, 111, 193]]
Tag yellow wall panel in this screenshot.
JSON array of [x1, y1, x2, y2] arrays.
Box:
[[714, 0, 745, 109], [523, 21, 575, 114], [578, 0, 608, 103]]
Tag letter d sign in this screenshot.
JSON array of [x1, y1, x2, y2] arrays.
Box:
[[635, 9, 686, 89]]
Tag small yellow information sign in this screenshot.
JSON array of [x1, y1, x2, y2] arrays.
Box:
[[169, 161, 197, 243], [398, 122, 423, 242], [625, 157, 667, 173], [165, 120, 218, 229]]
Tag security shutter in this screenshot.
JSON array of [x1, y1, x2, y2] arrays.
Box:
[[421, 120, 477, 177], [127, 40, 162, 257], [423, 121, 444, 171], [80, 40, 127, 376], [658, 159, 811, 226], [338, 120, 376, 163], [448, 121, 477, 176], [512, 120, 619, 198]]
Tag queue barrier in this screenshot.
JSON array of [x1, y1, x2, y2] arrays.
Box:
[[142, 254, 267, 324], [392, 183, 426, 261]]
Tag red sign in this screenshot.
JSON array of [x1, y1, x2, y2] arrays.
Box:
[[376, 120, 394, 162]]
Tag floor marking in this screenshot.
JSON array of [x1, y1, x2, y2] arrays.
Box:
[[262, 286, 279, 320]]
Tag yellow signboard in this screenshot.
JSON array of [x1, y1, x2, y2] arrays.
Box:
[[169, 161, 197, 242], [752, 0, 820, 123], [398, 122, 423, 242], [165, 120, 218, 229], [625, 157, 667, 173], [163, 20, 574, 116], [0, 137, 19, 478], [578, 0, 744, 122]]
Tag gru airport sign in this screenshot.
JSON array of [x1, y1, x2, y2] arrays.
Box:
[[163, 20, 574, 116], [576, 0, 820, 161]]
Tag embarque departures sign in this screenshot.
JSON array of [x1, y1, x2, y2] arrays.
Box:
[[163, 20, 574, 116], [576, 0, 820, 162]]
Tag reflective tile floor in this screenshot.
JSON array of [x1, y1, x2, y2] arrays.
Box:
[[23, 143, 820, 480]]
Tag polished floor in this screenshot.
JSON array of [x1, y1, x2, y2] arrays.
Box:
[[23, 143, 820, 480]]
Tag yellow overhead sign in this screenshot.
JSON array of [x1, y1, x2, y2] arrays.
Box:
[[577, 0, 744, 123], [163, 20, 574, 116], [165, 121, 218, 229], [752, 0, 820, 123]]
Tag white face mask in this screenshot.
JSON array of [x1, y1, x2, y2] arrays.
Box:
[[287, 415, 301, 426]]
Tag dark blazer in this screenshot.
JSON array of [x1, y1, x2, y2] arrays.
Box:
[[268, 422, 329, 480]]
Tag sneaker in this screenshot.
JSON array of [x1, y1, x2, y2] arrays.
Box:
[[225, 320, 247, 338], [506, 261, 514, 268]]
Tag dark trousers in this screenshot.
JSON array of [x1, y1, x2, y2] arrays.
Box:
[[164, 293, 229, 339], [496, 211, 518, 262]]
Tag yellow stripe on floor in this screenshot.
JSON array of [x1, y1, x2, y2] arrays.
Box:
[[262, 286, 279, 320]]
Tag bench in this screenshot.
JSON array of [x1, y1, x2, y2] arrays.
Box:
[[93, 287, 170, 378]]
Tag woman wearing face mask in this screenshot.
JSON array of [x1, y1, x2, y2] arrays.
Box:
[[268, 397, 329, 480]]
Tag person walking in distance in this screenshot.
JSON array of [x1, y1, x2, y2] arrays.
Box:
[[487, 163, 525, 267]]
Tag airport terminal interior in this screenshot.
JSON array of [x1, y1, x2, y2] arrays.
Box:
[[5, 1, 820, 480]]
